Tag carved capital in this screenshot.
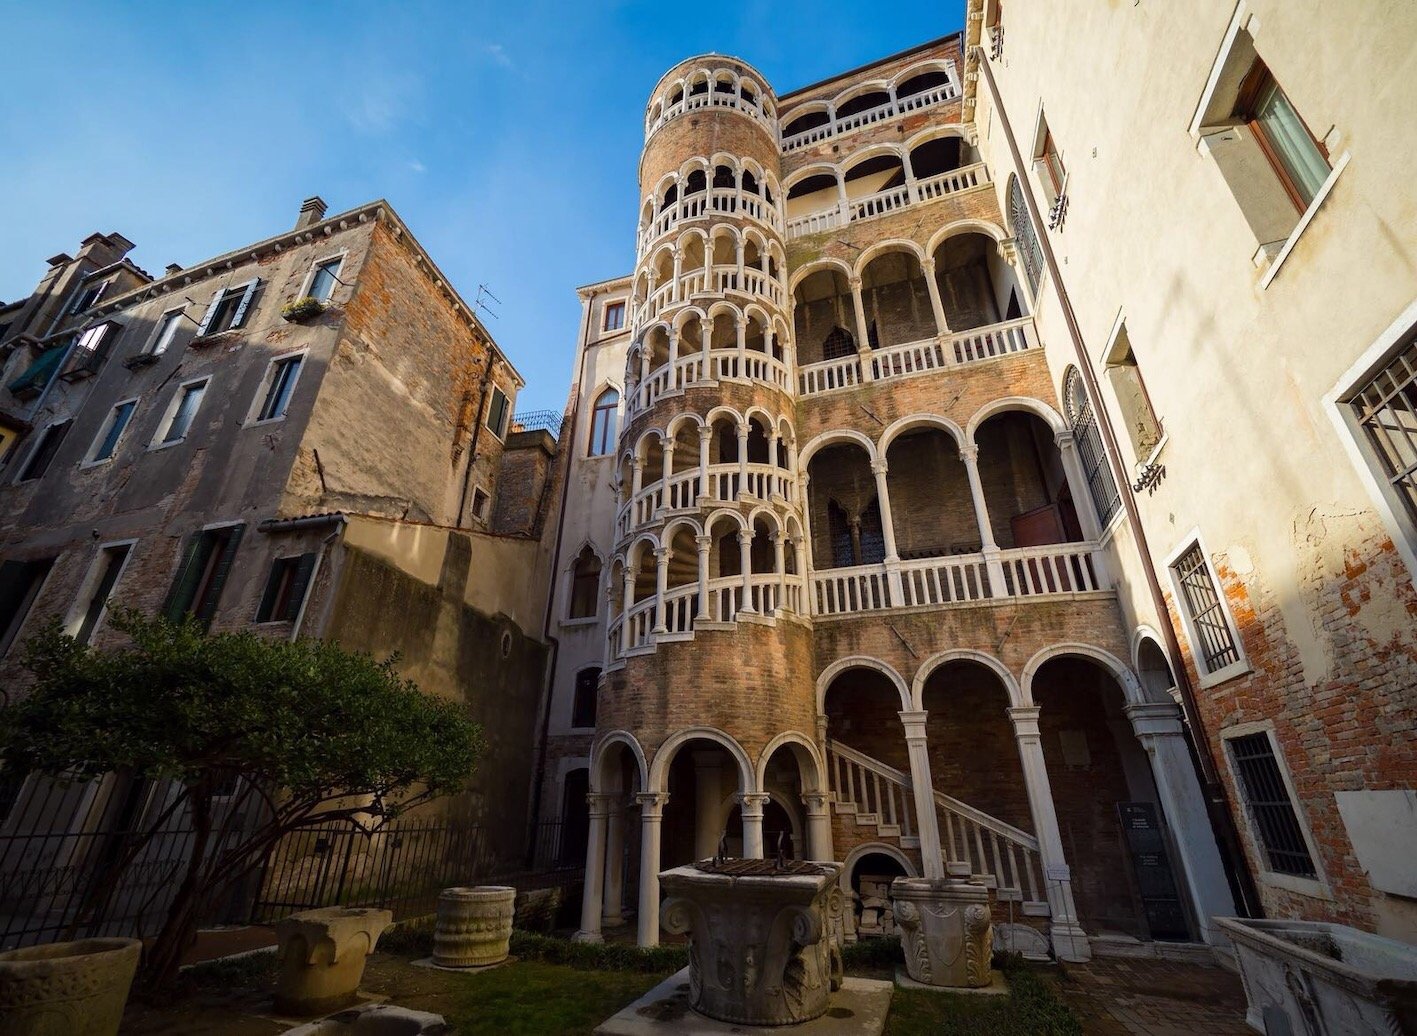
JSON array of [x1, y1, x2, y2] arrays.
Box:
[[636, 791, 669, 816]]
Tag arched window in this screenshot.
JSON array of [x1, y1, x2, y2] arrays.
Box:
[[571, 668, 600, 728], [1064, 368, 1121, 526], [569, 547, 602, 619], [588, 388, 618, 456], [821, 325, 856, 360], [1008, 176, 1044, 293]]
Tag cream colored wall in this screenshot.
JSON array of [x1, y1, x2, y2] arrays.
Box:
[[974, 0, 1417, 675], [545, 282, 633, 737]]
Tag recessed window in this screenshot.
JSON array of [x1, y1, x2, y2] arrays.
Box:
[[603, 301, 626, 332], [157, 379, 208, 445], [1103, 325, 1163, 464], [255, 354, 304, 423], [87, 398, 138, 464], [256, 553, 316, 623], [1033, 120, 1066, 202], [588, 388, 619, 456], [0, 557, 56, 656], [163, 524, 245, 629], [196, 280, 260, 337], [486, 387, 510, 439], [571, 667, 600, 728], [1233, 59, 1329, 213], [471, 487, 490, 521], [1226, 730, 1317, 879], [70, 543, 133, 646], [146, 309, 186, 357], [307, 257, 343, 303], [69, 280, 108, 315], [14, 420, 72, 483], [1063, 368, 1120, 526], [1170, 540, 1242, 676], [1007, 177, 1043, 294], [568, 546, 602, 619], [1345, 337, 1417, 534]]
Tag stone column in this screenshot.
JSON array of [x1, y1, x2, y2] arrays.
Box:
[[736, 423, 750, 496], [959, 445, 1007, 593], [921, 257, 950, 336], [803, 791, 833, 861], [738, 528, 755, 614], [849, 276, 874, 382], [575, 792, 613, 942], [631, 456, 645, 498], [740, 792, 770, 859], [636, 791, 669, 947], [773, 532, 787, 614], [698, 425, 712, 501], [835, 172, 850, 224], [898, 711, 945, 879], [1008, 706, 1091, 961], [662, 443, 676, 500], [872, 460, 903, 606], [800, 472, 817, 616], [672, 248, 683, 303], [667, 329, 680, 382], [696, 534, 712, 619], [1054, 430, 1103, 541], [620, 569, 635, 653], [652, 547, 671, 634], [693, 752, 724, 859], [602, 797, 625, 927], [736, 316, 748, 375], [1127, 703, 1236, 945]]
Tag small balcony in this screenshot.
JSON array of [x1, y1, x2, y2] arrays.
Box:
[[779, 69, 960, 154], [634, 263, 786, 328], [638, 184, 783, 257], [786, 162, 988, 241]]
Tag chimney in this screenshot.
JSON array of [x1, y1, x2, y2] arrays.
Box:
[[296, 196, 328, 230], [165, 263, 183, 276]]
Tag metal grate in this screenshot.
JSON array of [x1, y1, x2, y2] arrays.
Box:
[[1172, 543, 1241, 673], [1064, 370, 1121, 526], [511, 409, 562, 438], [1349, 339, 1417, 528], [1008, 177, 1043, 293], [1228, 733, 1316, 878]]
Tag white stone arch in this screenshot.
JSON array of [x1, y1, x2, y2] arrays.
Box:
[[703, 403, 747, 430], [910, 648, 1022, 711], [742, 403, 778, 429], [671, 306, 707, 333], [799, 427, 879, 468], [705, 298, 744, 324], [789, 256, 854, 294], [780, 97, 832, 130], [664, 410, 704, 439], [562, 537, 607, 575], [590, 729, 649, 794], [903, 123, 973, 154], [783, 512, 805, 541], [755, 730, 826, 793], [1019, 642, 1147, 708], [771, 315, 792, 345], [815, 655, 911, 714], [832, 77, 893, 110], [742, 301, 773, 332], [649, 172, 678, 207], [741, 225, 768, 255], [783, 161, 842, 194], [648, 726, 756, 794], [853, 237, 926, 280], [637, 318, 672, 344], [925, 217, 1009, 258], [775, 412, 797, 443], [707, 150, 742, 174], [674, 225, 709, 257], [840, 141, 909, 178], [632, 425, 666, 460], [877, 412, 967, 458], [702, 506, 748, 538], [1131, 625, 1182, 705], [678, 156, 710, 182], [660, 515, 705, 544], [839, 842, 918, 894], [625, 532, 661, 570], [745, 504, 784, 537], [889, 58, 958, 94], [965, 395, 1067, 444]]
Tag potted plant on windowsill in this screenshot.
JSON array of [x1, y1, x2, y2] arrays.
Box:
[[282, 296, 326, 323]]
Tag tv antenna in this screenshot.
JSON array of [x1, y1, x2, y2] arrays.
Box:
[[474, 283, 501, 320]]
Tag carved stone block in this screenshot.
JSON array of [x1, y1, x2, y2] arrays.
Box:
[[274, 906, 392, 1015], [891, 875, 993, 988]]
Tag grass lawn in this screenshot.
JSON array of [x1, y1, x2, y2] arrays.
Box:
[[442, 961, 666, 1036], [883, 970, 1082, 1035]]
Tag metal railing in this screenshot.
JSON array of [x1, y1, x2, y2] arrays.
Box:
[[511, 410, 562, 438]]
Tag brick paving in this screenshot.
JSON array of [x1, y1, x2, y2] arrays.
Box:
[[1051, 956, 1251, 1035]]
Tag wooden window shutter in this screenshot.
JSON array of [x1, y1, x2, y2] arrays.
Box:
[[194, 524, 245, 628], [162, 533, 205, 620], [194, 288, 224, 337], [255, 560, 284, 622], [231, 280, 261, 329], [286, 552, 318, 620]]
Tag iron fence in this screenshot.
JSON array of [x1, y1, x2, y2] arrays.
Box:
[[510, 410, 563, 438]]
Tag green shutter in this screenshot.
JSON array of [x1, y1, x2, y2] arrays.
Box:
[[255, 560, 283, 623], [161, 534, 206, 621], [284, 552, 318, 622], [194, 524, 245, 629]]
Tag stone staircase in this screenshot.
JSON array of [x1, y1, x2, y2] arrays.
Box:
[[826, 739, 1050, 916]]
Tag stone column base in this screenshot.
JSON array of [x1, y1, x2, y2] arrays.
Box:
[[1050, 921, 1092, 962]]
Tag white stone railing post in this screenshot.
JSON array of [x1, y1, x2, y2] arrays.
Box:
[[696, 534, 712, 619], [652, 547, 671, 634], [737, 529, 755, 614]]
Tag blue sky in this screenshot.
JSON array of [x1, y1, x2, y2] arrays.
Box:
[[1, 2, 961, 412]]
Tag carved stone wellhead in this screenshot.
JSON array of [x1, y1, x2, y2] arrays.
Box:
[[890, 869, 994, 988], [660, 861, 844, 1025]]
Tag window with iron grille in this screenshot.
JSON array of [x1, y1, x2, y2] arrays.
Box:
[[1347, 338, 1417, 534], [1172, 542, 1241, 673], [1008, 177, 1043, 293], [1064, 369, 1121, 525], [1227, 731, 1316, 878]]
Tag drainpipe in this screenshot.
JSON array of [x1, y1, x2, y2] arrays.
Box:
[[974, 53, 1261, 918]]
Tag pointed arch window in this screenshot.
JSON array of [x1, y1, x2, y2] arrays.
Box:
[[568, 547, 602, 619], [1064, 368, 1121, 526], [588, 388, 619, 456]]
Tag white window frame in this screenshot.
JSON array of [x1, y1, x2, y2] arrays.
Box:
[[603, 300, 627, 333], [1163, 529, 1251, 688], [1188, 1, 1350, 289], [150, 376, 211, 450], [82, 396, 140, 467], [246, 350, 308, 427], [195, 278, 260, 337], [1028, 106, 1068, 208], [11, 419, 71, 485], [144, 306, 188, 356], [63, 539, 138, 643], [1220, 720, 1331, 899], [1324, 294, 1417, 584], [298, 251, 348, 303], [485, 386, 511, 441], [470, 484, 491, 523]]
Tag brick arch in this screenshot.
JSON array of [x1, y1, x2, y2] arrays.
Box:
[[839, 842, 918, 895], [910, 648, 1022, 710], [648, 726, 756, 794], [815, 655, 911, 714], [1019, 642, 1145, 707]]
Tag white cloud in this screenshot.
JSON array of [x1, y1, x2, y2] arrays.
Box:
[[408, 159, 427, 173], [483, 43, 514, 69]]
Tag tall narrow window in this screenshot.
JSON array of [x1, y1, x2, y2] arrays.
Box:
[[256, 553, 317, 623], [196, 280, 260, 337], [256, 355, 303, 422], [159, 380, 208, 445], [15, 420, 72, 483], [146, 309, 185, 356], [1104, 326, 1163, 463], [87, 399, 137, 464], [163, 524, 245, 629], [1227, 731, 1317, 878], [68, 280, 109, 315], [307, 258, 342, 302], [72, 543, 132, 645], [568, 547, 602, 619], [588, 388, 619, 456], [486, 387, 510, 439], [571, 667, 600, 728], [1171, 541, 1242, 675], [0, 557, 56, 656], [1036, 127, 1066, 198], [1064, 368, 1121, 526], [1346, 338, 1417, 533], [1008, 177, 1043, 293], [603, 301, 626, 332], [1234, 59, 1330, 212]]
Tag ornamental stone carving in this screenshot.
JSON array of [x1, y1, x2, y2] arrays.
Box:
[[891, 871, 994, 988], [274, 905, 392, 1015], [433, 885, 516, 968], [660, 861, 843, 1026], [0, 937, 141, 1036]]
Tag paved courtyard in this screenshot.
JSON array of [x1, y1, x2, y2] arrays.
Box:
[[1053, 956, 1251, 1035]]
